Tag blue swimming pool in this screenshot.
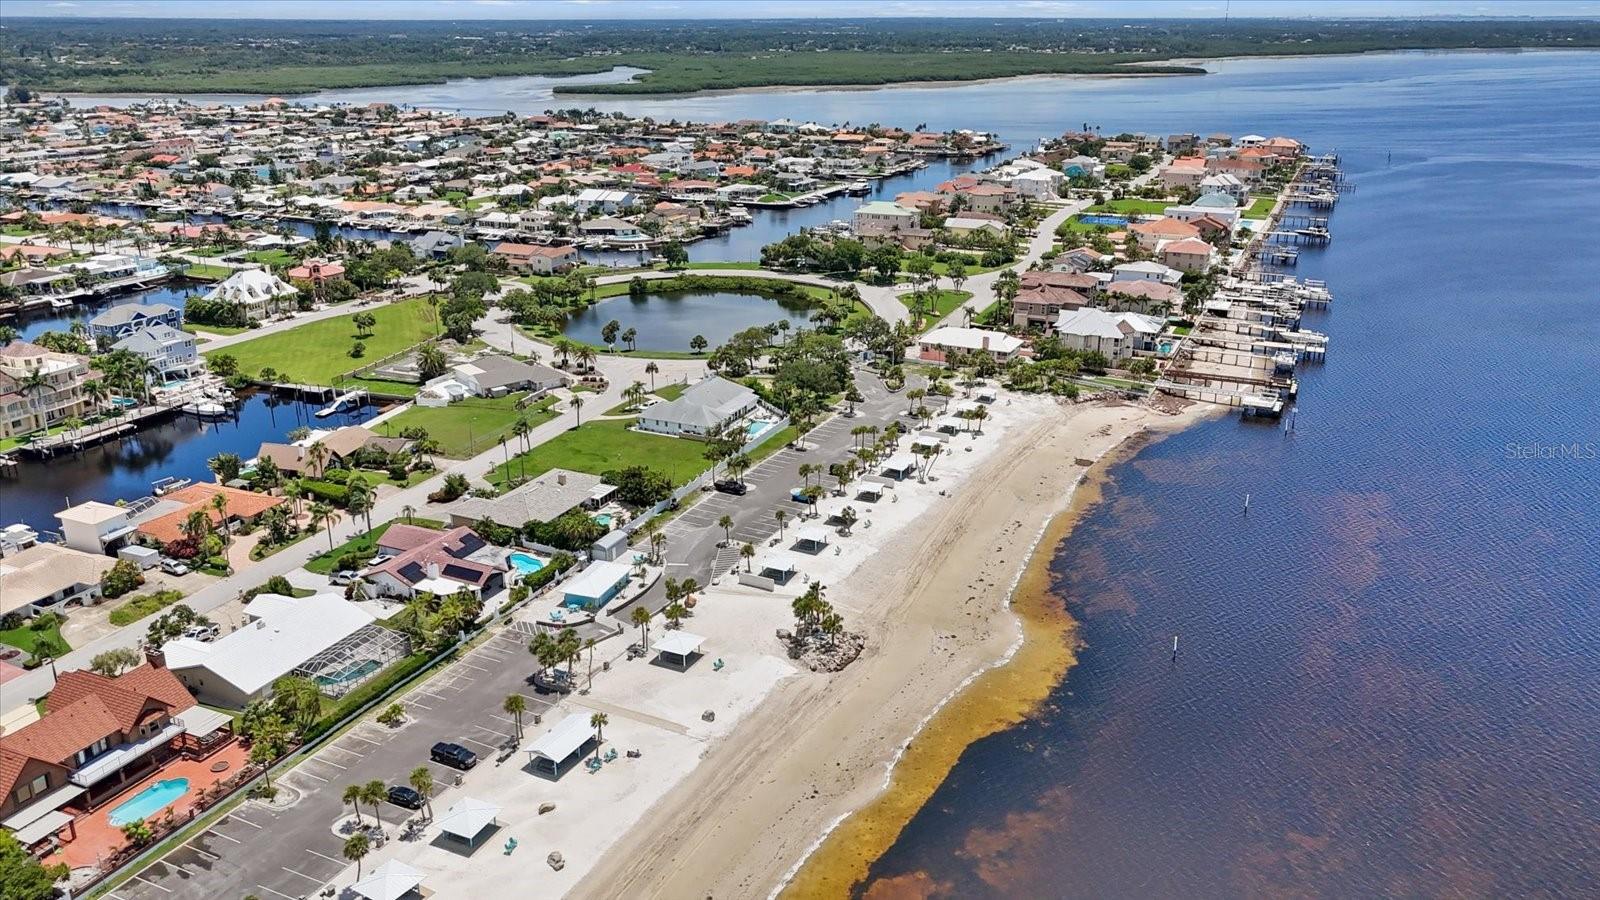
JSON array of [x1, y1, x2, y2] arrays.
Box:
[[593, 513, 614, 528], [745, 419, 774, 438], [1079, 213, 1129, 226], [508, 552, 547, 576], [109, 778, 189, 827]]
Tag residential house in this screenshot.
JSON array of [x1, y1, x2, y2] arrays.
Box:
[[1103, 279, 1183, 316], [573, 188, 638, 215], [491, 242, 579, 274], [56, 501, 138, 555], [941, 216, 1008, 239], [636, 375, 762, 439], [1009, 167, 1062, 199], [409, 230, 464, 259], [1198, 173, 1249, 204], [917, 326, 1025, 365], [577, 217, 644, 242], [366, 525, 505, 601], [450, 468, 613, 530], [87, 303, 181, 342], [852, 201, 918, 239], [1129, 217, 1202, 252], [285, 258, 345, 282], [134, 484, 287, 550], [111, 324, 202, 384], [0, 543, 116, 620], [1053, 308, 1164, 360], [1112, 261, 1185, 287], [1051, 246, 1114, 274], [1159, 237, 1216, 274], [201, 269, 298, 320], [0, 341, 92, 440], [1158, 156, 1208, 189]]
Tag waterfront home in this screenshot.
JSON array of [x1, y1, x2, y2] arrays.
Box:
[[943, 182, 1015, 214], [1198, 173, 1249, 204], [111, 325, 202, 384], [851, 201, 918, 239], [254, 425, 399, 476], [1013, 271, 1100, 329], [1159, 237, 1217, 274], [366, 524, 505, 601], [133, 483, 287, 550], [0, 341, 92, 441], [0, 658, 230, 849], [409, 230, 464, 259], [201, 269, 298, 321], [917, 326, 1025, 364], [1009, 167, 1063, 199], [573, 188, 639, 215], [1052, 308, 1165, 360], [1103, 279, 1183, 316], [490, 242, 580, 274], [1112, 261, 1185, 287], [450, 468, 614, 530], [0, 268, 77, 299], [577, 217, 645, 243], [1059, 155, 1106, 179], [87, 303, 182, 342], [1130, 217, 1202, 252], [0, 543, 115, 620], [56, 501, 138, 556], [417, 354, 568, 406], [164, 593, 406, 707], [636, 375, 762, 439], [284, 258, 345, 282]]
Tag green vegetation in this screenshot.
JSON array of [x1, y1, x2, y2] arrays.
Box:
[[6, 20, 1597, 97], [1087, 198, 1173, 215], [898, 289, 973, 323], [305, 517, 446, 575], [380, 394, 558, 459], [603, 383, 686, 416], [108, 589, 186, 626], [488, 417, 711, 488], [182, 323, 251, 337], [0, 615, 68, 657], [1244, 194, 1278, 218], [181, 262, 234, 282], [207, 298, 439, 386], [245, 248, 296, 267]]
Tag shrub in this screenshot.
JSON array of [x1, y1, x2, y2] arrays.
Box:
[[108, 590, 185, 626], [101, 559, 146, 599], [164, 537, 201, 559], [300, 480, 350, 506]]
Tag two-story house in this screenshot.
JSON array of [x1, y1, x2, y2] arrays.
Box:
[[112, 324, 202, 384], [87, 303, 182, 343], [852, 201, 918, 238], [201, 269, 299, 321], [0, 341, 92, 440]]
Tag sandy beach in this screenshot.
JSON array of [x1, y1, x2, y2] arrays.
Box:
[[576, 396, 1214, 900]]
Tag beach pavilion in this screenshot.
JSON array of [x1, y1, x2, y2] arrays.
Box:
[[525, 714, 598, 778], [792, 525, 832, 555], [435, 797, 501, 850], [854, 481, 887, 503], [654, 631, 706, 670], [880, 453, 919, 481], [350, 859, 425, 900]]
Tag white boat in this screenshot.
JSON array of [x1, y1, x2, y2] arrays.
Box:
[[48, 296, 74, 309], [182, 401, 229, 417], [846, 180, 871, 195]]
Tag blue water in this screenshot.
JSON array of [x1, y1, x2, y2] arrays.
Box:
[[12, 282, 204, 343], [560, 289, 821, 352], [1079, 213, 1129, 226], [508, 552, 547, 575], [108, 778, 189, 827], [746, 419, 774, 438]]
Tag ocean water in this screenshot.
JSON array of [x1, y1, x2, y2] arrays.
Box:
[[852, 54, 1600, 898]]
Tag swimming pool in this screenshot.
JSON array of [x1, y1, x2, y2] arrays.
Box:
[[1079, 214, 1129, 226], [112, 396, 138, 408], [593, 513, 614, 528], [745, 419, 774, 438], [508, 552, 547, 576], [109, 778, 189, 827]]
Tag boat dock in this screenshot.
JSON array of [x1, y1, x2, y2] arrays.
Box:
[[315, 389, 368, 418]]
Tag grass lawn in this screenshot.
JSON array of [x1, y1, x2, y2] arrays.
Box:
[[380, 394, 558, 458], [182, 262, 233, 282], [1244, 194, 1278, 218], [676, 261, 764, 271], [603, 382, 687, 416], [347, 467, 435, 489], [1, 225, 42, 236], [1087, 198, 1172, 215], [1171, 325, 1193, 336], [487, 416, 713, 488], [0, 618, 70, 656], [899, 289, 972, 320], [245, 249, 296, 267], [188, 246, 229, 258], [350, 377, 422, 398], [209, 298, 440, 385], [107, 590, 186, 626], [305, 517, 446, 574]]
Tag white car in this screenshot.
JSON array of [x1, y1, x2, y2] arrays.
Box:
[[160, 558, 190, 576], [330, 570, 361, 586]]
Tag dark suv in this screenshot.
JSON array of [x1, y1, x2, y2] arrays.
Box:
[[387, 785, 425, 809], [714, 479, 747, 496], [430, 741, 478, 770]]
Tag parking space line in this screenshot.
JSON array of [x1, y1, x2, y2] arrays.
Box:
[[461, 736, 499, 750], [305, 849, 343, 865], [281, 866, 324, 884], [132, 875, 172, 894], [292, 770, 328, 783], [185, 843, 221, 860], [314, 756, 347, 769], [456, 662, 490, 674], [344, 733, 381, 746], [227, 813, 263, 828], [207, 829, 242, 843], [405, 697, 434, 710], [323, 743, 361, 756], [255, 886, 297, 900]]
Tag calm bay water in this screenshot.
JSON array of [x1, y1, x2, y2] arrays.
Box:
[[34, 51, 1600, 894], [561, 289, 818, 352]]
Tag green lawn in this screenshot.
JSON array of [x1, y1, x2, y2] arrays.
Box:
[[1, 225, 42, 236], [488, 416, 714, 488], [305, 517, 446, 574], [899, 289, 973, 323], [187, 246, 230, 258], [182, 262, 234, 282], [208, 298, 441, 385], [379, 394, 558, 458], [676, 261, 764, 271], [604, 382, 687, 415], [245, 249, 296, 267], [1087, 198, 1173, 215], [1244, 194, 1278, 218], [0, 618, 69, 656]]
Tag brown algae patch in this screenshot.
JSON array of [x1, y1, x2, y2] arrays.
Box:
[[781, 468, 1120, 898]]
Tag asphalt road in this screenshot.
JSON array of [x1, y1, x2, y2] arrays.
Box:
[[107, 368, 919, 900]]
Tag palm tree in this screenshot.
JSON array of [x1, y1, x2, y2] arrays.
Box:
[[584, 637, 597, 690], [718, 514, 734, 546], [306, 441, 332, 479], [343, 832, 371, 881], [589, 711, 609, 759], [309, 502, 341, 551], [741, 542, 756, 573], [401, 503, 416, 525], [621, 327, 637, 351], [570, 394, 584, 427], [360, 780, 387, 831], [342, 783, 364, 826], [181, 509, 211, 543], [504, 693, 527, 739], [630, 605, 652, 652], [574, 345, 597, 373], [774, 509, 788, 541], [210, 492, 231, 547], [347, 479, 376, 533], [644, 360, 659, 391], [408, 766, 435, 819], [82, 378, 111, 414]]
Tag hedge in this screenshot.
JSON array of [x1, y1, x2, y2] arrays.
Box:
[[299, 479, 350, 507], [301, 650, 434, 743]]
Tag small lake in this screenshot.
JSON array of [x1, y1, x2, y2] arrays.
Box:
[[560, 289, 819, 353]]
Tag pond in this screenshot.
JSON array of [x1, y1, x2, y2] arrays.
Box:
[[559, 289, 820, 354]]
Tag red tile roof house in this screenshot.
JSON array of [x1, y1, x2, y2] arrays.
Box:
[[134, 483, 287, 550], [491, 242, 580, 275], [366, 524, 505, 601], [285, 258, 346, 282], [0, 659, 233, 852]]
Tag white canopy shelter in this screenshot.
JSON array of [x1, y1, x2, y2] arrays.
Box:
[[855, 482, 886, 502], [881, 453, 918, 480], [793, 525, 831, 553], [436, 797, 500, 847], [526, 714, 597, 777], [654, 630, 706, 669], [350, 859, 425, 900]]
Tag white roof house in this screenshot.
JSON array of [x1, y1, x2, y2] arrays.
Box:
[[917, 326, 1025, 362], [350, 860, 425, 900], [203, 269, 298, 317], [561, 560, 633, 610], [636, 375, 760, 438], [164, 593, 376, 707]]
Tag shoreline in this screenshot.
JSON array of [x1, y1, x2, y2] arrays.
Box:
[[575, 398, 1217, 899]]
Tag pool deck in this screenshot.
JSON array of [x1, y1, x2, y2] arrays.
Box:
[[46, 741, 249, 870]]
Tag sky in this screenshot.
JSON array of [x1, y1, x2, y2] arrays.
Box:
[[6, 0, 1598, 21]]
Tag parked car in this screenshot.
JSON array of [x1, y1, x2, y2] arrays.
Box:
[[714, 479, 748, 496], [367, 554, 394, 567], [181, 623, 220, 642], [430, 741, 478, 770], [387, 785, 425, 809], [160, 558, 190, 576], [330, 570, 360, 586]]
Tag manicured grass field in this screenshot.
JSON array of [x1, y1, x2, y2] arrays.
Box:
[[487, 416, 714, 488], [603, 382, 688, 415], [1244, 194, 1278, 218], [182, 262, 234, 282], [380, 394, 558, 458], [1087, 198, 1173, 215], [0, 618, 69, 656], [207, 298, 440, 385], [246, 249, 296, 267], [899, 289, 973, 323], [305, 517, 446, 574]]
